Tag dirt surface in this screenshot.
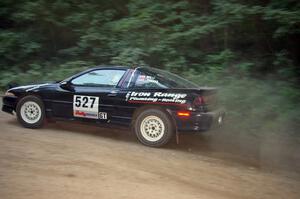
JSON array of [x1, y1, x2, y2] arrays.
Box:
[[0, 110, 300, 199]]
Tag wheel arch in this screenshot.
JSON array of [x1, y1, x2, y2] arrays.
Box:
[[17, 92, 42, 103], [15, 93, 45, 111]]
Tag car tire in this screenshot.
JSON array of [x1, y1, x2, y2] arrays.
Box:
[[134, 108, 174, 147], [16, 95, 45, 128]]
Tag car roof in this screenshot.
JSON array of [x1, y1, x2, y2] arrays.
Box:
[[91, 65, 131, 70], [90, 65, 156, 71]]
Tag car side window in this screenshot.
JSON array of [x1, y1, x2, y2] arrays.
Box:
[[71, 69, 125, 87], [134, 71, 168, 89]]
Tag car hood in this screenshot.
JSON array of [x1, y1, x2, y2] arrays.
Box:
[[8, 83, 55, 92]]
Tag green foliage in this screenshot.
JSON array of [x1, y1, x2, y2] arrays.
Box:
[[0, 61, 93, 87], [111, 48, 147, 66], [1, 0, 299, 74], [0, 31, 41, 68], [204, 49, 235, 73]]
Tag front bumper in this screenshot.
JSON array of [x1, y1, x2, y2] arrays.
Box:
[[173, 109, 225, 132], [2, 96, 18, 114]]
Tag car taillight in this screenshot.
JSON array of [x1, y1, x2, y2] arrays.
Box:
[[177, 111, 191, 117], [193, 96, 205, 106]]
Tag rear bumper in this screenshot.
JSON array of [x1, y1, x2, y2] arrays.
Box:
[[2, 96, 18, 114], [173, 109, 225, 132]]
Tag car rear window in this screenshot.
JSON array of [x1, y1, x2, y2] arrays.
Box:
[[133, 67, 198, 89]]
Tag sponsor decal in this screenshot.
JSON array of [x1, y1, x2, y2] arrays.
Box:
[[126, 91, 187, 104], [74, 110, 86, 117], [74, 110, 98, 118]]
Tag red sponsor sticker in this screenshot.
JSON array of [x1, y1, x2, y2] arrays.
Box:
[[74, 110, 86, 117]]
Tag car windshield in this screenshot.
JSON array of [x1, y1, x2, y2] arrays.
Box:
[[135, 67, 199, 89]]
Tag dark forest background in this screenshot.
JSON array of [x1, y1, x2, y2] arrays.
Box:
[[1, 0, 300, 135]]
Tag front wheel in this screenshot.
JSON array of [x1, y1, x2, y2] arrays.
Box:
[[133, 108, 174, 147], [16, 95, 45, 128]]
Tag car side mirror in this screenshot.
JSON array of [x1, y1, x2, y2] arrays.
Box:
[[60, 81, 73, 91]]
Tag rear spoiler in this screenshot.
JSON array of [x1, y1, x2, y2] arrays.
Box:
[[172, 87, 217, 96], [198, 88, 218, 96]]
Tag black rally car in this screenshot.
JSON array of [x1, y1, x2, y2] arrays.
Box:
[[2, 66, 224, 147]]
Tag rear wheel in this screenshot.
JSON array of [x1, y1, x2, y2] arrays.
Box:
[[16, 95, 45, 128], [134, 108, 174, 147]]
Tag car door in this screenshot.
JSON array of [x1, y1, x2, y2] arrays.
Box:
[[51, 68, 127, 122], [109, 68, 150, 125]]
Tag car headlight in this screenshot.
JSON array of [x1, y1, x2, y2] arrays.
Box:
[[4, 91, 15, 97]]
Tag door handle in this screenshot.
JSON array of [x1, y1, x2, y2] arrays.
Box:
[[107, 93, 117, 97]]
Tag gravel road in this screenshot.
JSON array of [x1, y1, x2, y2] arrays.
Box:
[[0, 108, 299, 199]]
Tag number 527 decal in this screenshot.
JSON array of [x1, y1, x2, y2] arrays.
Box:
[[73, 95, 99, 119]]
